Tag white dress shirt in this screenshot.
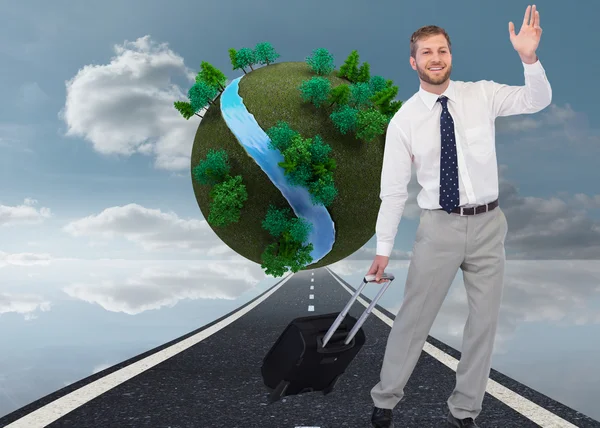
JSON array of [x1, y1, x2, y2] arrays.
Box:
[[376, 59, 552, 257]]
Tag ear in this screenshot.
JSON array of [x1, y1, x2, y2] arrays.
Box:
[[409, 56, 417, 71]]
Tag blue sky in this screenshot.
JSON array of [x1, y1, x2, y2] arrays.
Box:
[[1, 0, 600, 421], [1, 0, 599, 261]]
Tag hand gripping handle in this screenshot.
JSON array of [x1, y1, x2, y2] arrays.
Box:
[[321, 272, 394, 348]]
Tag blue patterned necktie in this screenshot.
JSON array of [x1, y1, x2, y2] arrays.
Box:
[[438, 95, 459, 213]]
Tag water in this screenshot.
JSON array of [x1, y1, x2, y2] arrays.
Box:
[[219, 76, 336, 264]]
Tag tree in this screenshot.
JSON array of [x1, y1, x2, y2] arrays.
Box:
[[309, 173, 338, 207], [349, 82, 374, 109], [262, 204, 293, 237], [266, 121, 299, 152], [369, 75, 388, 93], [192, 148, 231, 186], [260, 205, 314, 276], [281, 134, 312, 169], [207, 175, 248, 227], [371, 85, 403, 117], [312, 157, 336, 181], [356, 62, 371, 83], [260, 240, 313, 276], [355, 108, 389, 142], [305, 48, 335, 75], [386, 100, 403, 118], [298, 76, 331, 108], [236, 47, 257, 71], [328, 84, 351, 108], [228, 48, 242, 72], [288, 162, 314, 187], [309, 134, 332, 164], [188, 81, 218, 112], [254, 42, 280, 65], [174, 100, 203, 120], [278, 134, 313, 186], [287, 216, 312, 244], [338, 50, 360, 82], [196, 61, 227, 91], [330, 104, 359, 134]]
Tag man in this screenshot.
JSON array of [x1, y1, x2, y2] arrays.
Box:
[[367, 5, 551, 428]]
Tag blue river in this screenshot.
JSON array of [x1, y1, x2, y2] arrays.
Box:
[[219, 75, 335, 264]]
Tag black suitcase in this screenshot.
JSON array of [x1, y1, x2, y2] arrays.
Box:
[[261, 271, 395, 403]]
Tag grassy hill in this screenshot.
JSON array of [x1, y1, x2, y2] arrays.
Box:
[[190, 61, 386, 269]]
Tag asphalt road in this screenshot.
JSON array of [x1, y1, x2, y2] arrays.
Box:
[[1, 266, 598, 428]]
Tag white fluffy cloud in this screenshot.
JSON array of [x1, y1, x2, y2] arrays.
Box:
[[496, 103, 600, 147], [62, 260, 267, 315], [498, 175, 600, 259], [0, 251, 52, 268], [0, 198, 51, 226], [59, 35, 202, 171], [329, 259, 600, 355], [62, 203, 232, 254], [0, 292, 52, 320]]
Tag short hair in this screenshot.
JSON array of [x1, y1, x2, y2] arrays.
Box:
[[410, 25, 452, 59]]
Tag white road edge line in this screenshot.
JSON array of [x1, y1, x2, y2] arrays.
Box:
[[4, 272, 296, 428], [325, 267, 578, 428]]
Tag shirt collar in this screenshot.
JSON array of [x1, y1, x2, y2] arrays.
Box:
[[418, 80, 456, 110]]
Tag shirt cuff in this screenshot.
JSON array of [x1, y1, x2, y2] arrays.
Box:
[[522, 58, 544, 73], [376, 242, 394, 258]]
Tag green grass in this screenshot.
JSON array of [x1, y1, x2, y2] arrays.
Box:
[[190, 61, 386, 270]]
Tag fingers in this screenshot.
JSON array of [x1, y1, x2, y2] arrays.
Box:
[[508, 21, 515, 36], [522, 5, 531, 28], [534, 9, 540, 29]]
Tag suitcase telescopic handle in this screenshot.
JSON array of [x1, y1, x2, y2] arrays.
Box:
[[321, 272, 394, 348]]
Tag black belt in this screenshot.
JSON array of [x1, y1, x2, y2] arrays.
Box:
[[446, 199, 499, 215]]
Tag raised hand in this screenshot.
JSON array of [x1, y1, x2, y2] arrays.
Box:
[[509, 5, 542, 60]]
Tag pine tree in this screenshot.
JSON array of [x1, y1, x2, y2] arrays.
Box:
[[328, 84, 351, 107], [196, 61, 227, 91], [356, 62, 371, 82], [228, 48, 241, 72], [338, 50, 360, 81], [174, 100, 203, 120]]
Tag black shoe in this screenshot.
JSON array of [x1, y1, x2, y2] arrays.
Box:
[[447, 411, 479, 427], [371, 406, 394, 428]]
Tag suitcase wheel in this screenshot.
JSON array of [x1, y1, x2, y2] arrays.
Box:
[[267, 380, 290, 404]]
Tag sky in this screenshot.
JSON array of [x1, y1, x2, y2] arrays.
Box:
[[1, 0, 600, 421]]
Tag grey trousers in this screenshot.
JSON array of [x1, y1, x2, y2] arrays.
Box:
[[371, 206, 508, 420]]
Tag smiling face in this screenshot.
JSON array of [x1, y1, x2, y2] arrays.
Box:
[[410, 33, 452, 93]]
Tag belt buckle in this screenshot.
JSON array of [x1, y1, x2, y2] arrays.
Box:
[[459, 207, 466, 216]]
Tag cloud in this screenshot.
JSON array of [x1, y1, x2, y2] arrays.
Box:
[[344, 245, 411, 260], [498, 173, 600, 259], [59, 35, 204, 171], [495, 103, 600, 147], [0, 198, 52, 226], [62, 261, 266, 315], [365, 161, 600, 259], [62, 203, 230, 254], [328, 259, 600, 355], [0, 252, 52, 268], [0, 292, 52, 320]]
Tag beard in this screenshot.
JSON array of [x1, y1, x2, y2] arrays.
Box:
[[416, 63, 452, 85]]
